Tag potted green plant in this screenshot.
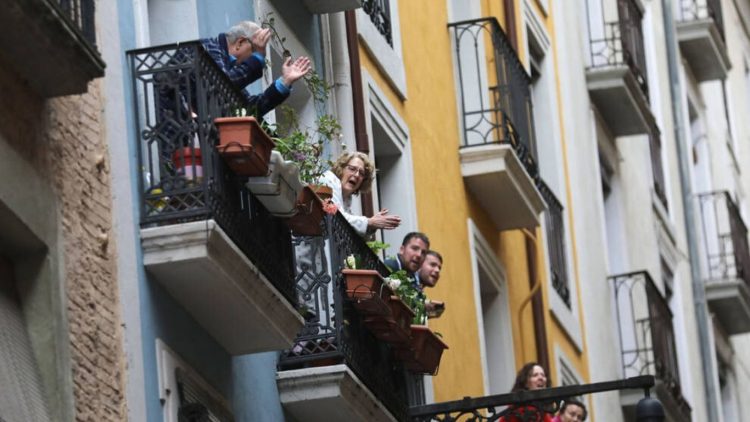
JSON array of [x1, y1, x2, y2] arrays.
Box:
[[342, 268, 394, 317]]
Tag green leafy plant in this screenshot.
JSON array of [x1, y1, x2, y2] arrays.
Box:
[[366, 240, 390, 256], [260, 14, 344, 183], [385, 270, 427, 325]]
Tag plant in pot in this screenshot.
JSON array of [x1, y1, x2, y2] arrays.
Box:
[[259, 15, 345, 234], [214, 108, 276, 177]]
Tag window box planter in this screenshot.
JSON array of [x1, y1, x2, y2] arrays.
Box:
[[285, 186, 325, 236], [363, 296, 414, 346], [246, 151, 304, 217], [343, 269, 394, 316], [395, 325, 448, 375], [214, 116, 274, 177]]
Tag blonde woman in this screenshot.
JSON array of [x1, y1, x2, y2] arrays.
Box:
[[318, 151, 401, 236]]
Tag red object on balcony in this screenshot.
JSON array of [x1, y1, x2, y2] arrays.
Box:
[[214, 116, 274, 177], [343, 269, 393, 316], [396, 325, 448, 375], [171, 147, 203, 181]]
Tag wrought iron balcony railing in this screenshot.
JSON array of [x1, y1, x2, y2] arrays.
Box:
[[698, 191, 750, 287], [127, 42, 296, 306], [587, 0, 649, 99], [677, 0, 725, 40], [537, 181, 570, 308], [610, 271, 691, 419], [363, 0, 393, 46], [448, 18, 540, 182], [278, 212, 411, 420], [56, 0, 97, 47], [410, 375, 661, 421]]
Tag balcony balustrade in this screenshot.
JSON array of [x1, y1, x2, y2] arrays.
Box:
[[448, 18, 546, 231], [0, 0, 104, 97], [363, 0, 393, 46], [538, 182, 570, 308], [128, 42, 302, 355], [698, 191, 750, 334], [277, 212, 413, 421], [675, 0, 730, 81], [610, 271, 691, 421], [586, 0, 654, 136], [410, 375, 661, 421]]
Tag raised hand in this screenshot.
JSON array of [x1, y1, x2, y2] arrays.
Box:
[[251, 28, 272, 54], [368, 209, 402, 230], [281, 56, 312, 87]]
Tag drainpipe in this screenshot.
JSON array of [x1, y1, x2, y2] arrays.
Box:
[[660, 1, 721, 420], [344, 10, 375, 218]]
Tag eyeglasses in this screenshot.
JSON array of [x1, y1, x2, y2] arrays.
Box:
[[345, 165, 366, 177]]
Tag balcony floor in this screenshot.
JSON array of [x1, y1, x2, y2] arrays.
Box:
[[460, 143, 546, 230], [676, 19, 730, 82], [705, 279, 750, 335], [277, 364, 396, 422], [141, 220, 303, 355]]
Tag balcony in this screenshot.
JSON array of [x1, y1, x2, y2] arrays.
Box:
[[0, 0, 104, 97], [698, 192, 750, 335], [538, 182, 570, 308], [277, 213, 415, 421], [128, 43, 303, 355], [303, 0, 362, 14], [610, 271, 692, 421], [676, 0, 730, 81], [448, 18, 546, 231], [586, 0, 654, 136]]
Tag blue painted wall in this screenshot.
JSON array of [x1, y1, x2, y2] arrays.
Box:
[[116, 1, 321, 420], [117, 0, 322, 422]]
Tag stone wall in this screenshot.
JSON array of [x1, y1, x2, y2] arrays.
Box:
[[0, 58, 126, 421]]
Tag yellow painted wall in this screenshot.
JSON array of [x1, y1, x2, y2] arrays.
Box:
[[357, 0, 590, 406]]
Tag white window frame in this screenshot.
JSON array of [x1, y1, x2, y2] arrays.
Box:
[[356, 0, 408, 99], [468, 219, 516, 396], [522, 0, 584, 351], [361, 69, 417, 252], [156, 339, 231, 422]]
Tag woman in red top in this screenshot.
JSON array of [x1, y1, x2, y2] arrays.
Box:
[[498, 362, 553, 422]]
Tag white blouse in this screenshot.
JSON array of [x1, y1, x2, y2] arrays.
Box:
[[318, 170, 369, 236]]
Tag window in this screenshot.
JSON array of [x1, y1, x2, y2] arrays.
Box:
[[0, 257, 51, 421], [156, 340, 233, 422], [469, 221, 515, 395]]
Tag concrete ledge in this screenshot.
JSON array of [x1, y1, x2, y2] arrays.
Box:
[[460, 144, 546, 230], [277, 365, 396, 422], [141, 220, 303, 355], [705, 279, 750, 335], [676, 19, 730, 82], [586, 65, 655, 136]]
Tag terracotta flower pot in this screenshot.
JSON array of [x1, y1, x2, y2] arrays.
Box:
[[395, 325, 448, 375], [285, 186, 325, 236], [214, 116, 274, 177], [364, 296, 414, 346], [310, 184, 333, 201], [343, 269, 394, 316]]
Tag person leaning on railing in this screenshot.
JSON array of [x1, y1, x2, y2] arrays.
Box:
[[552, 399, 587, 422], [200, 21, 311, 117], [499, 362, 554, 422], [318, 151, 401, 237], [418, 250, 445, 318]]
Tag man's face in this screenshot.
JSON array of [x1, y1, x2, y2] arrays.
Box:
[[418, 254, 442, 287], [399, 238, 428, 273]]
